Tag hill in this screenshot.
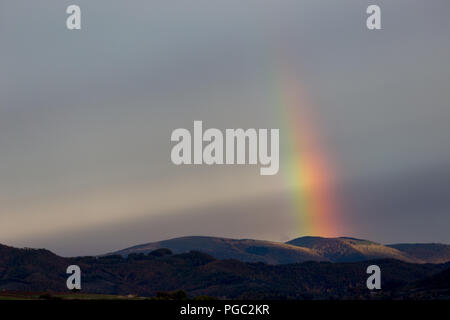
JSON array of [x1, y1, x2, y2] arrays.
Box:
[[387, 243, 450, 264], [1, 243, 450, 299], [0, 244, 71, 292], [109, 236, 326, 264], [109, 236, 450, 264], [287, 236, 420, 263]]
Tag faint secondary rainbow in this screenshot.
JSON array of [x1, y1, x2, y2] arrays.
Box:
[[274, 66, 339, 237]]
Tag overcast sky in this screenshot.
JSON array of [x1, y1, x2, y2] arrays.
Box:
[[1, 0, 450, 256]]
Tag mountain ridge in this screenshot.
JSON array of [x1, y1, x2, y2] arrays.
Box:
[[106, 236, 328, 264], [107, 235, 450, 264]]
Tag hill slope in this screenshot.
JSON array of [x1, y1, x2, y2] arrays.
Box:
[[110, 236, 326, 264], [387, 243, 450, 264], [287, 236, 420, 263], [110, 236, 441, 264], [0, 244, 70, 292]]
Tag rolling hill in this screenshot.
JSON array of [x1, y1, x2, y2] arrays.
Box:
[[108, 236, 326, 264], [286, 236, 420, 263], [109, 236, 450, 264], [0, 244, 71, 292], [387, 243, 450, 264]]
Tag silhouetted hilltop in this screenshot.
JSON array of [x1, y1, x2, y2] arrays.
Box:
[[0, 243, 71, 292]]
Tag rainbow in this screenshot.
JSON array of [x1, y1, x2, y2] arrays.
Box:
[[275, 66, 340, 237]]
